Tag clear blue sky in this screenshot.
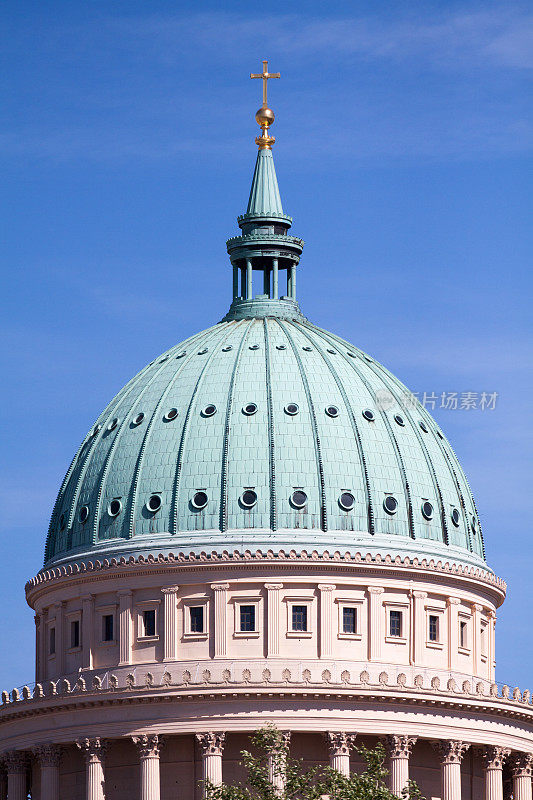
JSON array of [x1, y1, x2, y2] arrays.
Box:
[[1, 0, 531, 690]]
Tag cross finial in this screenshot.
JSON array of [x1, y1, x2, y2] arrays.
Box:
[[250, 60, 280, 149], [250, 59, 280, 107]]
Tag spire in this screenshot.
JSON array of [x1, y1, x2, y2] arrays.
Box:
[[246, 148, 283, 217]]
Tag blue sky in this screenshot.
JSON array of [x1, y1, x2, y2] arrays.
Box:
[[1, 0, 532, 690]]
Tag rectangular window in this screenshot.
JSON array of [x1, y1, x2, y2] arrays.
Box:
[[70, 619, 80, 649], [190, 606, 204, 633], [459, 620, 468, 649], [480, 622, 487, 657], [342, 606, 357, 634], [389, 610, 402, 638], [102, 614, 114, 642], [429, 614, 439, 642], [292, 605, 307, 632], [239, 605, 256, 632], [49, 626, 56, 655], [143, 609, 156, 637]]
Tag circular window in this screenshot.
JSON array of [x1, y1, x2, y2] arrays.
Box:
[[133, 413, 145, 426], [285, 403, 299, 416], [198, 348, 208, 355], [92, 424, 101, 437], [108, 499, 122, 517], [339, 492, 355, 511], [327, 349, 336, 354], [347, 352, 356, 358], [164, 408, 178, 421], [176, 352, 186, 359], [59, 513, 66, 531], [79, 505, 89, 523], [249, 344, 259, 350], [146, 494, 162, 513], [384, 496, 398, 515], [471, 515, 477, 532], [107, 417, 119, 431], [394, 414, 405, 427], [202, 405, 217, 417], [276, 344, 286, 350], [362, 409, 375, 421], [291, 490, 308, 509], [419, 421, 429, 433], [222, 346, 232, 352], [243, 403, 257, 416], [421, 501, 434, 520], [241, 490, 258, 508], [192, 491, 208, 510], [325, 405, 339, 418], [302, 346, 312, 351], [451, 507, 461, 527]]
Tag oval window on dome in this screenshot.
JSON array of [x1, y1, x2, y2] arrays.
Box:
[[347, 352, 356, 358], [339, 492, 355, 511], [164, 408, 178, 421], [325, 405, 339, 418], [198, 348, 208, 355], [108, 499, 122, 517], [176, 351, 186, 358], [383, 496, 398, 515], [92, 424, 101, 437], [327, 348, 336, 354], [362, 408, 375, 421], [290, 490, 308, 509], [419, 420, 429, 433], [249, 344, 259, 350], [451, 507, 461, 527], [146, 494, 162, 513], [202, 405, 217, 417], [240, 489, 258, 508], [364, 355, 373, 363], [159, 355, 169, 363], [436, 430, 444, 439], [107, 417, 119, 431], [222, 346, 233, 352], [302, 346, 312, 352], [394, 414, 405, 427], [133, 413, 145, 426], [79, 505, 89, 523], [59, 513, 66, 531], [421, 501, 434, 520], [285, 403, 299, 416], [192, 491, 208, 510], [471, 514, 478, 532], [276, 344, 286, 350], [243, 403, 257, 416]]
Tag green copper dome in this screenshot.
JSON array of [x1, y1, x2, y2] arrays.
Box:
[[44, 137, 486, 570]]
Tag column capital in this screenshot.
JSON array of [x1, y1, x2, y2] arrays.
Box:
[[211, 583, 230, 592], [33, 744, 61, 767], [80, 593, 94, 602], [132, 733, 163, 758], [384, 735, 417, 759], [509, 752, 533, 778], [412, 591, 428, 599], [117, 589, 133, 597], [76, 737, 107, 763], [196, 732, 225, 756], [432, 740, 470, 764], [326, 732, 356, 757], [265, 583, 283, 590], [446, 596, 461, 606], [367, 586, 384, 595], [318, 584, 335, 592], [471, 602, 483, 612], [483, 745, 510, 770], [161, 586, 179, 595], [3, 751, 28, 773]]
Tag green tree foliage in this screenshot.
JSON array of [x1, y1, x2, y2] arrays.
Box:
[[205, 725, 424, 800]]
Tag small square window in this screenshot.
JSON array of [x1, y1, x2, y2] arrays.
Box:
[[459, 620, 468, 649], [143, 609, 156, 637], [49, 627, 56, 655], [102, 614, 114, 642], [342, 606, 357, 634], [429, 614, 439, 642], [190, 606, 204, 633], [389, 610, 402, 638], [292, 605, 307, 632], [240, 605, 256, 632], [70, 619, 80, 649]]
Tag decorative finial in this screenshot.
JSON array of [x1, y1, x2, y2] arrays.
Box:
[[250, 60, 280, 149]]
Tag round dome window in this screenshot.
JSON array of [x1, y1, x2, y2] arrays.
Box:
[[192, 491, 208, 510], [285, 403, 299, 416], [79, 505, 89, 523], [202, 405, 217, 417], [362, 409, 375, 421], [347, 352, 356, 358], [325, 406, 339, 418], [240, 490, 258, 508], [302, 346, 312, 351], [107, 417, 119, 431], [133, 413, 145, 426], [394, 414, 405, 427], [108, 499, 122, 517], [451, 507, 461, 527], [249, 344, 259, 350], [419, 420, 429, 433], [146, 494, 162, 513], [222, 346, 233, 352], [164, 408, 178, 421], [383, 496, 398, 515], [327, 349, 336, 354], [276, 344, 286, 350], [92, 424, 101, 437], [198, 348, 208, 355], [290, 490, 308, 509], [339, 492, 355, 511], [243, 403, 257, 416], [59, 513, 66, 531], [176, 351, 186, 358], [421, 501, 434, 520], [471, 515, 478, 532]]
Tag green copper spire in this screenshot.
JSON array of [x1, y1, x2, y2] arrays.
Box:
[[246, 148, 283, 217]]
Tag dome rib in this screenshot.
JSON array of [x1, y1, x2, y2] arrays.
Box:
[[263, 319, 277, 531]]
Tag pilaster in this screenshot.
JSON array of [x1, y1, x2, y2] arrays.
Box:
[[81, 594, 94, 670], [212, 584, 229, 658], [118, 589, 133, 666], [367, 586, 384, 661], [412, 591, 427, 665], [162, 586, 179, 662], [446, 597, 460, 671], [472, 603, 483, 676], [265, 583, 282, 657], [326, 732, 356, 777], [132, 734, 164, 800], [318, 584, 335, 659]]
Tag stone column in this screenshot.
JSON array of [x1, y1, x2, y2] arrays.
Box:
[[509, 752, 533, 800], [162, 586, 179, 662], [55, 601, 65, 675], [196, 733, 225, 794], [40, 608, 49, 681], [272, 258, 279, 299], [263, 267, 271, 296], [34, 613, 41, 683], [446, 597, 460, 671], [265, 583, 282, 657], [0, 762, 6, 800], [433, 740, 470, 800], [246, 259, 252, 300], [367, 586, 384, 661], [4, 752, 27, 800], [132, 734, 164, 800], [212, 584, 229, 658], [77, 738, 107, 800], [81, 594, 94, 670], [232, 265, 239, 299], [327, 732, 356, 777], [472, 603, 483, 676], [384, 735, 417, 797], [34, 744, 61, 800], [268, 731, 291, 794], [412, 591, 427, 665], [118, 589, 133, 666], [483, 746, 510, 800], [318, 584, 335, 659], [488, 610, 496, 681]]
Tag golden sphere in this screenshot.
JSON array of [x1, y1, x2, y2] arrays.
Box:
[[255, 106, 275, 127]]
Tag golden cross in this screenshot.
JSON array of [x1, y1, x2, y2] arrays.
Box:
[[250, 60, 280, 107]]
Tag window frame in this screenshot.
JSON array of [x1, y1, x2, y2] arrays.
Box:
[[48, 624, 56, 657], [480, 619, 488, 661], [232, 597, 261, 639], [135, 600, 161, 642], [65, 610, 82, 653], [458, 614, 471, 653], [335, 598, 363, 640], [284, 596, 314, 638], [182, 597, 209, 641], [426, 606, 445, 650], [96, 603, 117, 646], [384, 601, 409, 644]]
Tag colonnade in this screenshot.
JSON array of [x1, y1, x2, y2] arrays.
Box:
[[1, 734, 532, 799], [232, 258, 296, 302]]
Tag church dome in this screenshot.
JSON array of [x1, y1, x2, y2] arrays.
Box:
[[44, 126, 485, 571]]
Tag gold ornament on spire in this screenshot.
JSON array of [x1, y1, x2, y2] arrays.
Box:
[[250, 60, 280, 149]]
